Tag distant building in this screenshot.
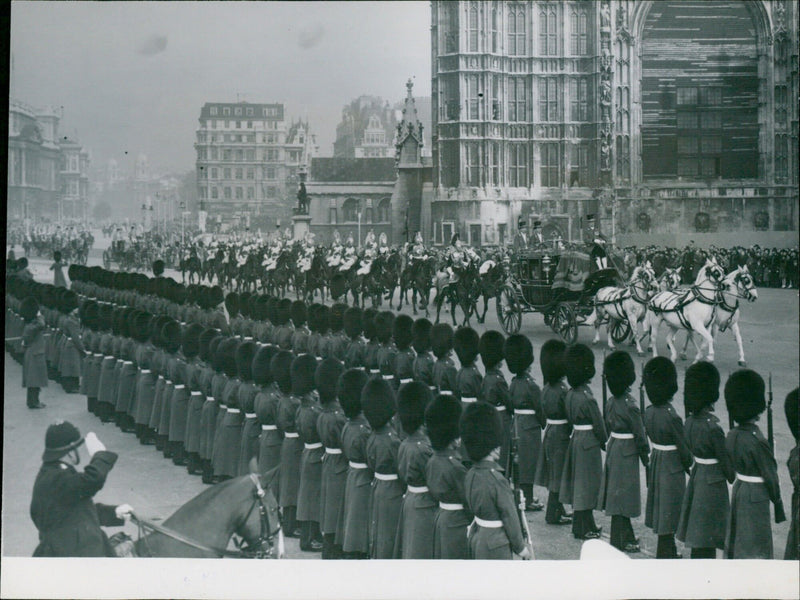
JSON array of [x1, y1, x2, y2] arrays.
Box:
[[333, 96, 398, 159], [194, 101, 318, 232], [58, 137, 90, 221]]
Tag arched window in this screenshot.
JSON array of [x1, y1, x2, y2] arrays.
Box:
[[468, 4, 479, 51], [509, 6, 525, 55], [377, 198, 391, 222], [342, 198, 359, 222]]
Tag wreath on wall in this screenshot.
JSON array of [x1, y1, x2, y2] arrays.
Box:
[[753, 211, 769, 231], [637, 212, 651, 232], [694, 212, 710, 233]]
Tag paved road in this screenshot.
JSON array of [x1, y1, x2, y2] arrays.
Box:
[[4, 237, 797, 559]]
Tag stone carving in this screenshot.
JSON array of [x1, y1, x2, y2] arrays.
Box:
[[600, 2, 611, 31], [616, 4, 627, 30]]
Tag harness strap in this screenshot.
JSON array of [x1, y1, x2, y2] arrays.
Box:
[[131, 513, 249, 558]]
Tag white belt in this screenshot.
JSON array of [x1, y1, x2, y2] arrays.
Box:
[[429, 386, 437, 391], [245, 413, 257, 419], [461, 396, 477, 403], [158, 375, 164, 380], [494, 405, 506, 411], [220, 405, 228, 410], [94, 353, 103, 357], [104, 355, 115, 360], [736, 473, 764, 483], [515, 409, 536, 415], [123, 361, 133, 365], [547, 419, 568, 425], [244, 337, 253, 341], [382, 374, 394, 380], [439, 502, 464, 511], [399, 378, 413, 384], [284, 432, 299, 438], [610, 432, 634, 440], [573, 424, 593, 431], [349, 461, 367, 469], [375, 472, 398, 481], [439, 390, 454, 396], [304, 442, 323, 450], [166, 380, 173, 385], [651, 443, 677, 451], [694, 456, 719, 465], [407, 485, 429, 494], [174, 384, 185, 389], [325, 447, 342, 455], [261, 424, 278, 431], [227, 407, 241, 414], [369, 369, 380, 374], [140, 369, 151, 374], [191, 391, 203, 396], [474, 517, 503, 528]]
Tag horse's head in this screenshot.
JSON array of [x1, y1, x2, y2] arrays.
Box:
[[698, 258, 725, 287], [233, 465, 283, 559], [727, 265, 758, 303]]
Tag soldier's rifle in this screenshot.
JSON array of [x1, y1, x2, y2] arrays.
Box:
[[601, 350, 608, 420], [507, 419, 535, 559], [768, 372, 775, 455]]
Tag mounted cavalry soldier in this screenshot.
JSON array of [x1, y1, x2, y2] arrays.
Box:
[[327, 230, 344, 269], [340, 236, 358, 272], [357, 231, 377, 276], [444, 233, 478, 284], [378, 232, 390, 257], [409, 231, 428, 262], [298, 231, 316, 275]]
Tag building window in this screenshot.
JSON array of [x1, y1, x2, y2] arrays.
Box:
[[247, 121, 253, 129], [616, 136, 630, 180], [466, 75, 480, 120], [539, 8, 557, 55], [377, 198, 391, 222], [508, 5, 526, 56], [211, 187, 218, 199], [199, 187, 207, 199], [224, 168, 231, 179], [441, 222, 454, 246], [677, 158, 697, 177], [677, 87, 698, 105], [224, 187, 232, 199], [440, 141, 460, 187], [488, 142, 500, 185], [210, 107, 218, 116], [266, 149, 278, 161], [570, 9, 588, 55], [539, 78, 559, 121], [441, 74, 460, 121], [443, 2, 459, 53], [266, 167, 276, 180], [235, 168, 243, 179], [775, 134, 788, 181], [211, 167, 218, 179], [468, 3, 479, 52], [247, 168, 254, 179], [236, 149, 244, 161], [509, 143, 528, 187], [235, 187, 243, 199], [210, 148, 218, 160], [247, 187, 254, 200], [465, 142, 481, 186], [342, 198, 359, 222], [246, 149, 255, 161], [223, 107, 230, 116], [570, 78, 588, 121], [540, 143, 559, 187], [491, 7, 498, 52], [509, 77, 527, 122], [266, 186, 276, 198], [569, 144, 588, 186], [677, 113, 698, 129]]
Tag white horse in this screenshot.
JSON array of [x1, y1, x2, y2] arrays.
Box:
[[679, 265, 758, 367], [646, 258, 725, 363], [592, 262, 658, 355]]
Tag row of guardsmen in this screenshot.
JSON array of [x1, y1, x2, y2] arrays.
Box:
[[6, 263, 798, 560]]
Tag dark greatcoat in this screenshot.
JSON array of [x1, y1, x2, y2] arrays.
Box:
[[23, 319, 48, 389], [254, 384, 283, 476], [292, 325, 311, 356], [413, 351, 436, 391], [146, 349, 167, 430], [676, 409, 734, 549], [427, 448, 472, 559], [785, 444, 799, 560], [377, 342, 399, 387], [599, 394, 649, 518], [237, 382, 260, 476], [394, 348, 416, 386], [509, 372, 543, 485], [277, 392, 303, 508], [317, 401, 348, 536], [455, 363, 482, 409], [364, 340, 380, 375], [114, 339, 138, 416], [366, 424, 404, 559], [344, 337, 367, 371], [340, 415, 372, 553], [183, 359, 208, 455], [644, 403, 692, 535], [57, 313, 85, 378], [296, 394, 324, 522], [481, 366, 513, 469], [167, 357, 191, 443], [157, 356, 178, 438], [80, 330, 101, 398], [133, 346, 157, 426], [197, 371, 223, 460], [30, 451, 124, 557], [560, 384, 607, 511], [97, 335, 118, 411], [535, 381, 571, 492], [394, 429, 435, 559], [212, 378, 243, 478], [433, 354, 459, 397]]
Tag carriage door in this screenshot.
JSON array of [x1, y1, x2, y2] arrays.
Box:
[[469, 224, 482, 248]]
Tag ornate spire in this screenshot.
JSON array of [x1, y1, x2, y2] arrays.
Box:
[[395, 78, 424, 166]]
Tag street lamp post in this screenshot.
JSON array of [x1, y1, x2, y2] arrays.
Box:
[[357, 210, 362, 247]]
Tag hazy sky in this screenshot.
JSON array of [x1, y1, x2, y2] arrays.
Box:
[[10, 1, 431, 174]]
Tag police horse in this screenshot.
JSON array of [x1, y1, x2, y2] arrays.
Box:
[[645, 258, 726, 363]]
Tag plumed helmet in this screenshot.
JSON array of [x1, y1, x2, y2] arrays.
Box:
[[565, 343, 596, 388], [374, 311, 395, 344], [393, 314, 414, 350], [251, 344, 276, 386], [643, 356, 678, 406], [42, 420, 84, 462], [362, 308, 378, 341], [603, 350, 636, 398], [225, 292, 240, 318], [271, 350, 294, 394], [683, 361, 720, 415], [182, 323, 205, 360], [361, 377, 396, 430], [460, 402, 503, 462], [425, 394, 462, 451], [453, 326, 479, 366], [431, 323, 455, 359], [329, 303, 348, 332], [291, 300, 307, 327], [724, 369, 766, 425], [478, 330, 505, 370], [785, 388, 799, 441], [540, 339, 566, 385], [235, 340, 257, 382], [316, 358, 345, 405], [161, 320, 182, 354], [397, 381, 432, 435], [343, 307, 363, 339], [20, 296, 39, 322], [504, 334, 533, 376], [277, 298, 292, 326], [338, 368, 368, 419], [291, 354, 318, 396], [411, 318, 432, 354]]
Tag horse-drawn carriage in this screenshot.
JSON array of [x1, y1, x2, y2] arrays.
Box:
[[496, 246, 627, 344]]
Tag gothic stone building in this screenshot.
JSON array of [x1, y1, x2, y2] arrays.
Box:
[[430, 1, 798, 248]]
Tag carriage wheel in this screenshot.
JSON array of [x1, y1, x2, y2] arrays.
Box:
[[610, 319, 632, 344], [496, 285, 522, 335], [555, 303, 578, 344]]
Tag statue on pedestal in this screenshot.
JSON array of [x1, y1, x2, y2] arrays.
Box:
[[295, 182, 309, 215]]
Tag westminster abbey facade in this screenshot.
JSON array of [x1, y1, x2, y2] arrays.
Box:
[[429, 1, 798, 248]]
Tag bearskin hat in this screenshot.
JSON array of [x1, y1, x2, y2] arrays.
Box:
[[684, 361, 720, 415], [208, 286, 225, 309], [238, 292, 252, 318], [431, 323, 455, 360], [316, 358, 345, 405], [20, 296, 39, 322], [393, 314, 414, 350], [220, 338, 240, 378], [225, 292, 240, 318], [504, 334, 533, 376], [161, 320, 182, 354], [269, 350, 292, 394], [412, 318, 433, 354], [316, 304, 330, 334], [540, 339, 566, 385], [374, 311, 395, 344], [453, 326, 478, 366], [603, 350, 636, 398], [60, 290, 79, 314], [361, 377, 396, 430], [330, 303, 348, 333], [362, 308, 378, 341], [785, 388, 799, 441], [460, 402, 503, 463], [198, 328, 217, 363], [478, 330, 505, 370], [134, 311, 152, 343], [565, 343, 596, 388], [248, 294, 260, 320], [266, 297, 280, 325], [397, 381, 432, 436], [277, 298, 292, 326], [256, 295, 271, 322], [425, 394, 462, 451], [235, 340, 257, 382], [252, 345, 277, 387], [209, 336, 224, 372], [182, 323, 204, 360], [643, 356, 677, 406], [110, 306, 125, 336], [306, 303, 321, 333], [152, 259, 165, 277], [173, 284, 188, 306], [344, 307, 363, 339], [291, 300, 307, 327], [724, 369, 766, 425], [16, 257, 28, 270], [338, 369, 368, 419], [291, 354, 318, 396], [83, 301, 100, 330]]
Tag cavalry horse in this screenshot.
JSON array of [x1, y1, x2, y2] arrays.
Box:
[[434, 261, 481, 327], [398, 255, 435, 316], [592, 262, 658, 355], [679, 264, 758, 367], [475, 254, 506, 324], [645, 258, 725, 363], [362, 251, 402, 308]]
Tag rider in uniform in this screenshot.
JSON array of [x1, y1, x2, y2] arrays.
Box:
[[585, 215, 609, 270], [327, 230, 344, 269], [357, 231, 377, 276], [340, 236, 358, 272]]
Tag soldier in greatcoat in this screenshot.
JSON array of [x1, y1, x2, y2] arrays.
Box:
[[364, 377, 403, 559], [461, 402, 531, 560], [327, 303, 350, 363], [505, 334, 544, 512], [643, 356, 692, 558], [252, 345, 282, 477], [235, 341, 260, 476], [724, 369, 786, 559], [80, 301, 102, 415], [454, 326, 481, 410], [96, 303, 118, 423], [432, 323, 458, 397], [361, 308, 380, 376], [56, 290, 85, 394], [185, 327, 216, 475], [425, 394, 471, 559], [276, 350, 303, 538], [314, 358, 346, 558], [305, 303, 322, 358], [599, 351, 649, 553], [133, 314, 160, 446], [784, 388, 799, 560], [559, 343, 606, 540], [394, 381, 436, 559], [156, 319, 182, 460], [479, 330, 512, 468], [113, 309, 139, 433], [675, 361, 733, 558], [339, 369, 371, 558], [274, 298, 294, 350], [393, 315, 416, 387], [291, 300, 311, 356], [343, 306, 366, 370], [21, 296, 48, 409], [411, 318, 435, 391], [375, 311, 397, 386], [212, 338, 243, 481], [198, 335, 224, 483]]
